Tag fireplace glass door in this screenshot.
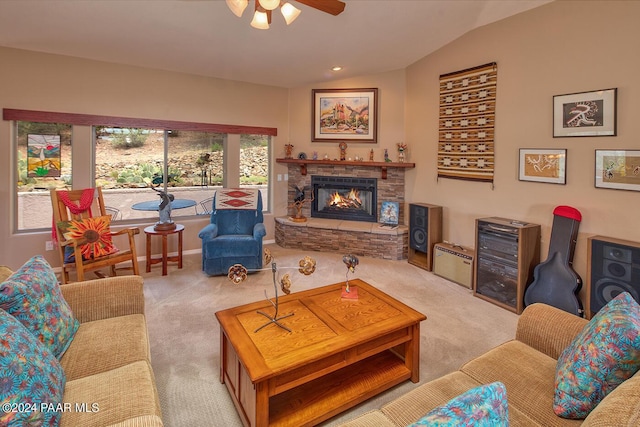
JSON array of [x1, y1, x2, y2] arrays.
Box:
[[311, 176, 377, 222]]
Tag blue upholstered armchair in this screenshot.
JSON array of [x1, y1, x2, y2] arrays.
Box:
[[198, 189, 266, 276]]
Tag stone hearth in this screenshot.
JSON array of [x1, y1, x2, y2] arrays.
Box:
[[277, 160, 412, 259], [275, 217, 408, 260]]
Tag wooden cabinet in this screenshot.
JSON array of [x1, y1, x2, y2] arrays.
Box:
[[473, 217, 541, 314]]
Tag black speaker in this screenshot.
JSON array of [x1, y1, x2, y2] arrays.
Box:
[[587, 236, 640, 318], [408, 203, 442, 271], [410, 204, 428, 253]]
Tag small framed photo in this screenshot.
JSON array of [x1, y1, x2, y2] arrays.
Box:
[[553, 88, 617, 137], [312, 88, 378, 143], [519, 148, 567, 184], [595, 150, 640, 191]]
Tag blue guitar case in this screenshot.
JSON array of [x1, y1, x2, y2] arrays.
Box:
[[524, 206, 583, 317]]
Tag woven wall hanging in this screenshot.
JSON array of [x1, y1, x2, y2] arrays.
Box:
[[438, 62, 497, 182]]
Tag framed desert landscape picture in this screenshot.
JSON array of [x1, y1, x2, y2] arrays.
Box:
[[312, 88, 378, 143], [519, 148, 566, 184], [595, 150, 640, 191]]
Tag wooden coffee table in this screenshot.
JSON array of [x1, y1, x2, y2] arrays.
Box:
[[215, 278, 427, 427]]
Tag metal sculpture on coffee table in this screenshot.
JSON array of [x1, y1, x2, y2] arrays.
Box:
[[342, 254, 359, 299], [228, 248, 316, 333]]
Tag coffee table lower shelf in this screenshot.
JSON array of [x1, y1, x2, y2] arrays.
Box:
[[268, 350, 410, 427]]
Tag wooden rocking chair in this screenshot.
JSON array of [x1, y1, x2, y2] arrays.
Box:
[[51, 187, 140, 284]]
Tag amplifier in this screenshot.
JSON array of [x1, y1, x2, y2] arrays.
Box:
[[433, 242, 474, 289]]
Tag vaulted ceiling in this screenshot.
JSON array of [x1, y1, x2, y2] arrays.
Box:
[[0, 0, 552, 88]]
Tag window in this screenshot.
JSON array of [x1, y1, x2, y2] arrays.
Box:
[[95, 127, 227, 221], [15, 121, 72, 231], [8, 108, 276, 232]]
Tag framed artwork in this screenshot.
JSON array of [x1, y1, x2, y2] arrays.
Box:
[[312, 88, 378, 143], [553, 88, 617, 137], [519, 148, 566, 184], [595, 150, 640, 191], [27, 134, 61, 177], [379, 201, 399, 227]]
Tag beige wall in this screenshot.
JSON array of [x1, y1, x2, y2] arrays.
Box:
[[0, 47, 289, 268], [2, 0, 640, 304], [404, 0, 640, 299]]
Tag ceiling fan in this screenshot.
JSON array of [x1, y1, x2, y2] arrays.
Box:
[[226, 0, 346, 29]]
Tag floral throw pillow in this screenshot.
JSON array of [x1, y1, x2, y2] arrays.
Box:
[[553, 292, 640, 419], [409, 382, 509, 426], [58, 215, 117, 262], [0, 308, 66, 427], [0, 255, 79, 359]]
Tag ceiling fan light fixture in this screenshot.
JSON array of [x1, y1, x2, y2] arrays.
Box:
[[280, 2, 301, 25], [258, 0, 280, 11], [226, 0, 249, 17], [251, 9, 270, 29]]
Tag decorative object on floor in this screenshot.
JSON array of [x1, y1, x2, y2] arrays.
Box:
[[397, 142, 407, 163], [312, 88, 378, 143], [225, 0, 345, 30], [227, 249, 316, 332], [438, 62, 497, 183], [595, 150, 640, 191], [284, 143, 294, 158], [524, 206, 583, 316], [288, 184, 313, 222], [50, 187, 140, 284], [553, 88, 617, 137], [342, 254, 359, 298], [519, 148, 567, 184], [199, 188, 265, 276], [151, 184, 176, 231]]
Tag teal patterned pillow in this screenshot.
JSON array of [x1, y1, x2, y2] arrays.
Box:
[[0, 255, 79, 359], [0, 308, 66, 426], [409, 382, 509, 426], [554, 292, 640, 418]]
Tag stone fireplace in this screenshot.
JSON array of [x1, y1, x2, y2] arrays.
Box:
[[275, 160, 414, 260], [311, 175, 377, 222]]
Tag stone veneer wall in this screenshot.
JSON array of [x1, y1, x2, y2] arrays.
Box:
[[275, 218, 408, 260], [286, 163, 407, 223], [278, 163, 409, 259]]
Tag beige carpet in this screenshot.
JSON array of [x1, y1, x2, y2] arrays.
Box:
[[143, 244, 519, 426]]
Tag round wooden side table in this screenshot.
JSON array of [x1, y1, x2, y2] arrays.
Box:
[[144, 224, 184, 276]]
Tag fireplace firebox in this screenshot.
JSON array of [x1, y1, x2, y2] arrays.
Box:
[[311, 175, 377, 222]]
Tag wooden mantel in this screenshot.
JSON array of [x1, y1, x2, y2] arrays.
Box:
[[276, 158, 415, 179]]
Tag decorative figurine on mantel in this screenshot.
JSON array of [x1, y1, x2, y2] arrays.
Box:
[[151, 185, 176, 231], [384, 148, 391, 162], [397, 142, 407, 163], [284, 143, 294, 159], [369, 149, 375, 162], [339, 142, 348, 161], [288, 184, 314, 222], [341, 254, 359, 299]]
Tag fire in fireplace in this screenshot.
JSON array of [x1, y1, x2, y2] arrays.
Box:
[[311, 175, 377, 222]]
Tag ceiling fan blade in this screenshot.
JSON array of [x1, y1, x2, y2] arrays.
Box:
[[293, 0, 346, 16]]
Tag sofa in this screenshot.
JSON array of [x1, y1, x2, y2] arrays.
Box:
[[339, 302, 640, 426], [0, 259, 163, 427]]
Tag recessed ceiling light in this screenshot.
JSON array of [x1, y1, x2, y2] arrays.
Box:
[[331, 66, 343, 71]]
